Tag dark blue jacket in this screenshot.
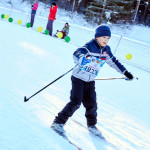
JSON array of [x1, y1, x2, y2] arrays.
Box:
[[72, 39, 127, 82]]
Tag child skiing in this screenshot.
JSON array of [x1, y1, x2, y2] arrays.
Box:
[[51, 25, 133, 137], [54, 23, 70, 39], [30, 0, 38, 27]]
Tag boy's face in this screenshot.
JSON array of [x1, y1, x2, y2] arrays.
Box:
[[96, 36, 110, 47]]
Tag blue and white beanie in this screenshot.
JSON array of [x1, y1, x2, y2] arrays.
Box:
[[95, 25, 111, 38]]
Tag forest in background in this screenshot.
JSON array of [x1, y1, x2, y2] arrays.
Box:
[[18, 0, 150, 26]]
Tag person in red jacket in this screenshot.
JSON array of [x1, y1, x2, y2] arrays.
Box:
[[46, 2, 58, 36], [30, 0, 38, 27]]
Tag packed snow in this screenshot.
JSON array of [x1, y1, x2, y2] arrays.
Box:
[[0, 1, 150, 150]]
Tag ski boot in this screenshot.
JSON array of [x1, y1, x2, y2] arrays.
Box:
[[51, 122, 66, 138], [88, 125, 105, 140]]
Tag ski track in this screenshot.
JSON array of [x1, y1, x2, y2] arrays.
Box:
[[1, 10, 150, 150], [26, 90, 150, 150]]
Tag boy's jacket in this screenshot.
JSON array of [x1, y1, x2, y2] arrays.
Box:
[[72, 39, 127, 82]]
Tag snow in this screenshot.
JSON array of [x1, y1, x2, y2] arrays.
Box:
[[0, 1, 150, 150]]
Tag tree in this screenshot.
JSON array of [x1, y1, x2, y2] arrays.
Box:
[[84, 0, 136, 24]]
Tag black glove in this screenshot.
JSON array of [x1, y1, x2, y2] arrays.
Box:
[[124, 71, 133, 80]]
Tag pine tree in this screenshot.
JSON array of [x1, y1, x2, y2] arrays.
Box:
[[84, 0, 136, 24]]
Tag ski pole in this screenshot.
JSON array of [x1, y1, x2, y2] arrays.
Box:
[[95, 77, 126, 80], [113, 36, 122, 55], [24, 67, 73, 102], [95, 77, 138, 80]]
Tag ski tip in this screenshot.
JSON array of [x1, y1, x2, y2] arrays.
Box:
[[24, 96, 29, 102]]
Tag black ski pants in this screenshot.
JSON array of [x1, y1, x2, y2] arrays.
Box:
[[54, 76, 97, 126]]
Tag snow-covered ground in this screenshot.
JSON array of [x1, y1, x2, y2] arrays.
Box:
[[1, 0, 150, 45], [0, 1, 150, 150], [1, 0, 150, 74]]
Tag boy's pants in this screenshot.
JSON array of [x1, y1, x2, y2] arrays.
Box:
[[54, 76, 97, 126]]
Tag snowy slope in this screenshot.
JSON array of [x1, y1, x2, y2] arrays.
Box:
[[0, 21, 115, 150], [0, 21, 77, 150], [1, 9, 150, 150]]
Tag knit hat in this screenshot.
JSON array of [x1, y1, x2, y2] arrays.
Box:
[[95, 25, 111, 38]]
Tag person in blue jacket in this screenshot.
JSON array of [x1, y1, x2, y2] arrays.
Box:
[[51, 25, 133, 137]]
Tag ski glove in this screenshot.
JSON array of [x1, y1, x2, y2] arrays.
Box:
[[124, 71, 133, 80]]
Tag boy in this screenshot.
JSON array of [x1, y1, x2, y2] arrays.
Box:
[[51, 25, 133, 137], [30, 0, 38, 27]]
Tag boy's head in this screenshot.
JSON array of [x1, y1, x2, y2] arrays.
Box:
[[95, 25, 111, 47], [95, 25, 111, 38]]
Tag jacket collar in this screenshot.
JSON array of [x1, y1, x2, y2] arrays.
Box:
[[93, 39, 107, 49]]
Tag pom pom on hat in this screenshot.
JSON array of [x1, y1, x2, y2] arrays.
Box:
[[95, 25, 111, 38]]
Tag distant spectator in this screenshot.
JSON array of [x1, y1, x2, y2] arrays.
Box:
[[54, 23, 70, 39], [46, 2, 58, 36], [30, 0, 38, 27]]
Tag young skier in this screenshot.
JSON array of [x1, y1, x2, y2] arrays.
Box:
[[30, 0, 38, 27], [54, 23, 70, 39], [51, 25, 133, 137], [46, 2, 58, 36]]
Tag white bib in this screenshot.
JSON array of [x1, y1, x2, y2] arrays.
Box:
[[81, 57, 106, 76]]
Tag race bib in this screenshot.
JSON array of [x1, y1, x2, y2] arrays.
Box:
[[81, 57, 106, 76]]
